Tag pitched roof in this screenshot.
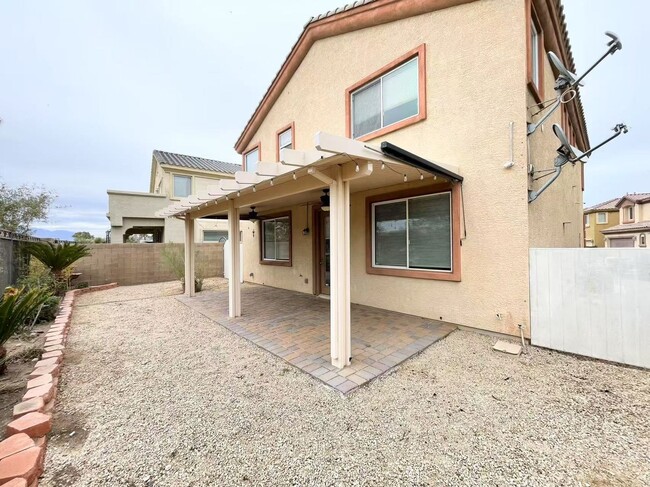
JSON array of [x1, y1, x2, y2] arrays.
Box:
[[307, 0, 379, 24], [616, 193, 650, 206], [601, 220, 650, 234], [153, 150, 240, 174], [584, 197, 620, 213]]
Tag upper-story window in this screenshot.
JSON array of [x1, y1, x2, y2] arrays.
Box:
[[244, 145, 260, 173], [173, 175, 191, 198], [346, 44, 426, 141], [276, 124, 294, 161], [625, 206, 635, 222], [528, 2, 544, 102], [352, 58, 418, 138], [584, 214, 590, 227], [596, 212, 607, 224]]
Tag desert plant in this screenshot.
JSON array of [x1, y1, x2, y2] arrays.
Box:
[[17, 259, 57, 294], [25, 242, 91, 292], [0, 287, 49, 373], [29, 295, 60, 324], [160, 245, 206, 292]]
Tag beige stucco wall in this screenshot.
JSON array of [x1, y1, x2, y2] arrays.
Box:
[[242, 206, 314, 293], [107, 190, 228, 243], [526, 39, 584, 248], [240, 0, 537, 336]]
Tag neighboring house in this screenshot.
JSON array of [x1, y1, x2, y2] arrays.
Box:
[[584, 198, 620, 247], [158, 0, 589, 367], [107, 150, 240, 243], [601, 193, 650, 248]]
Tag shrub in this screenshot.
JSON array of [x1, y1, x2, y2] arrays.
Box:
[[35, 295, 61, 323], [160, 245, 207, 292], [17, 259, 57, 294], [25, 241, 91, 294], [0, 287, 49, 373]]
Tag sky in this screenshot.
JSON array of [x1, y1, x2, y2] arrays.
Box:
[[0, 0, 646, 236]]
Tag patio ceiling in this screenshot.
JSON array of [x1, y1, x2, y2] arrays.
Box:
[[155, 132, 462, 219]]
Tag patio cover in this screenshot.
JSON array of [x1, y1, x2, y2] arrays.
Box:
[[156, 132, 462, 368]]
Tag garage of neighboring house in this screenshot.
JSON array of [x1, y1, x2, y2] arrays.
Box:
[[608, 237, 635, 248]]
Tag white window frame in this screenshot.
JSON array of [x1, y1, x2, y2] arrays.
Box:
[[172, 174, 192, 198], [596, 212, 608, 224], [584, 214, 590, 227], [371, 191, 452, 273], [203, 230, 228, 243], [530, 19, 540, 89], [351, 57, 419, 139], [627, 206, 635, 221], [278, 128, 292, 152], [244, 147, 260, 173], [262, 216, 291, 262]]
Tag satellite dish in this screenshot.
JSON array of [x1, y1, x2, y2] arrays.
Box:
[[552, 124, 587, 164], [548, 52, 579, 88]]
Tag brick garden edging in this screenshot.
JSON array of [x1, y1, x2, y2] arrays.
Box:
[[0, 283, 117, 486]]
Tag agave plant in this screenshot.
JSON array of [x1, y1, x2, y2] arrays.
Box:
[[25, 241, 91, 281], [0, 287, 50, 373]]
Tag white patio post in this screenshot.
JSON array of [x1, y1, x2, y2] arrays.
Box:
[[329, 166, 351, 368], [227, 199, 242, 318], [184, 216, 195, 297]]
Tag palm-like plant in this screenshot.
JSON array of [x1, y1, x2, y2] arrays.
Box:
[[0, 287, 50, 373], [25, 241, 91, 280]]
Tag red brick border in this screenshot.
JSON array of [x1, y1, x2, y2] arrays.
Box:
[[0, 283, 117, 485]]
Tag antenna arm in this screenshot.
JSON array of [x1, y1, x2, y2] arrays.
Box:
[[570, 125, 627, 162], [570, 32, 622, 89], [528, 165, 563, 203], [527, 98, 561, 135]]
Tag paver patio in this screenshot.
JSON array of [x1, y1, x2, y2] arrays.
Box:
[[177, 284, 455, 393]]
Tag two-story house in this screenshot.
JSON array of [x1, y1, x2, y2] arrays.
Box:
[[157, 0, 589, 368], [584, 198, 620, 247], [107, 150, 240, 243], [601, 193, 650, 248]]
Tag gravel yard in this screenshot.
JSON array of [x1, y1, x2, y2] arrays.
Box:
[[42, 280, 650, 486]]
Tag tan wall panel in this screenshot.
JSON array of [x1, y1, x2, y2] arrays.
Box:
[[74, 243, 224, 287]]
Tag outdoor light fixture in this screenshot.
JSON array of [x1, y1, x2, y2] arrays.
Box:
[[248, 206, 259, 222], [320, 189, 330, 212]]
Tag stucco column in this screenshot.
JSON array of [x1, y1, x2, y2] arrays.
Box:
[[228, 200, 241, 318], [329, 166, 351, 368], [184, 217, 195, 297]]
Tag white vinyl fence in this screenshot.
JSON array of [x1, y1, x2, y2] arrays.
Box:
[[530, 248, 650, 368]]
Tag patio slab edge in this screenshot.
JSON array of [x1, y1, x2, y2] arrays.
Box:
[[175, 292, 457, 396]]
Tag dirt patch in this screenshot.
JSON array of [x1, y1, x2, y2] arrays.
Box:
[[49, 464, 81, 486], [49, 410, 89, 450], [0, 323, 49, 433]]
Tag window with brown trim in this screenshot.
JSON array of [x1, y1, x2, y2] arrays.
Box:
[[366, 184, 461, 281], [243, 143, 261, 173], [527, 0, 544, 103], [276, 122, 294, 161], [260, 212, 292, 266], [346, 44, 426, 141]]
